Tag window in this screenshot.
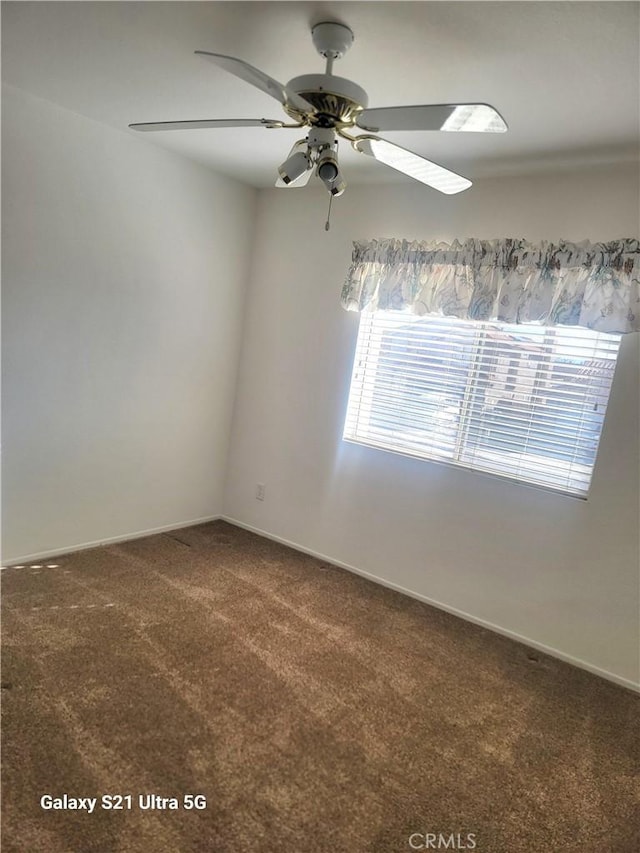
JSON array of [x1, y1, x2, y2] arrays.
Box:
[[343, 312, 621, 497]]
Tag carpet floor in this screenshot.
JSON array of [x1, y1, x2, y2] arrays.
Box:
[[1, 520, 638, 853]]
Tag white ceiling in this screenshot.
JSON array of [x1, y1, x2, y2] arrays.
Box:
[[3, 1, 639, 188]]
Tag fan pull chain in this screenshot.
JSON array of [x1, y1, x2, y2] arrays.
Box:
[[325, 193, 333, 231]]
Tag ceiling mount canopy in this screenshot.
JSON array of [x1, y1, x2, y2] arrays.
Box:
[[311, 21, 354, 61], [129, 20, 508, 206]]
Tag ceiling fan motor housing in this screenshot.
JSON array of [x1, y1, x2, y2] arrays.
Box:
[[285, 74, 368, 127]]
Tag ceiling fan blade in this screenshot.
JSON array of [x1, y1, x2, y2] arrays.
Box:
[[129, 118, 284, 132], [356, 104, 508, 133], [353, 136, 472, 194], [195, 51, 315, 115]]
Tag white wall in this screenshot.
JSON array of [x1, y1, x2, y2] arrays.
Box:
[[224, 164, 640, 688], [1, 84, 256, 561]]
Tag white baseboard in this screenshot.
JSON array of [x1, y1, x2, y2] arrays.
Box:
[[222, 515, 640, 694], [1, 515, 223, 565]]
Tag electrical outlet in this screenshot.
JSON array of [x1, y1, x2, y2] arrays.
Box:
[[256, 483, 266, 501]]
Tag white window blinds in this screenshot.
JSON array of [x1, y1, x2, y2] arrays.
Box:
[[343, 312, 621, 497]]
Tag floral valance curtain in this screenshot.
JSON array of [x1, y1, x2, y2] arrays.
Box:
[[341, 238, 640, 334]]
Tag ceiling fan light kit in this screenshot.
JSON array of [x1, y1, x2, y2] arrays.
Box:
[[129, 20, 507, 223]]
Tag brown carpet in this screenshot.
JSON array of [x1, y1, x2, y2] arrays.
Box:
[[1, 520, 638, 853]]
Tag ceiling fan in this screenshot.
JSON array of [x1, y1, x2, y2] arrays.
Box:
[[130, 21, 507, 200]]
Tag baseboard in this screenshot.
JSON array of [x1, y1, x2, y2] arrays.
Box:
[[222, 515, 640, 694], [1, 515, 223, 565]]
